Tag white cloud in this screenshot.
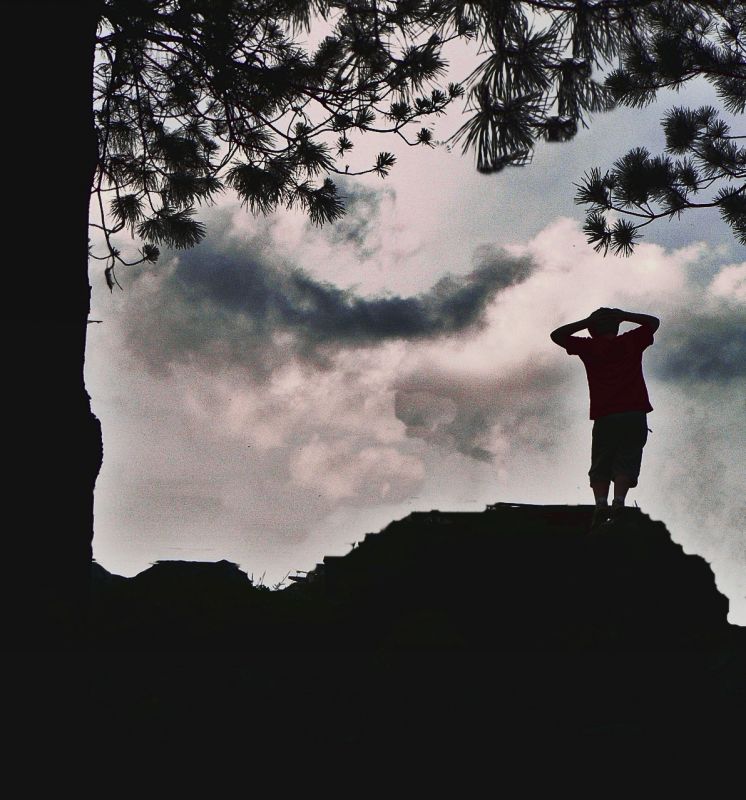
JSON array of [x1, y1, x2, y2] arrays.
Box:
[[289, 435, 425, 502], [708, 261, 746, 305]]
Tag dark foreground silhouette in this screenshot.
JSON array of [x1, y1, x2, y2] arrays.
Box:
[[77, 504, 745, 762]]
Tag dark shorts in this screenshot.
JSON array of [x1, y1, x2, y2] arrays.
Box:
[[589, 411, 649, 487]]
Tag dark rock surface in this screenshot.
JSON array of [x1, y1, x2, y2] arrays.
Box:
[[86, 505, 744, 760]]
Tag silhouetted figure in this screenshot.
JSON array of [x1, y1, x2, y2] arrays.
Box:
[[550, 308, 659, 529]]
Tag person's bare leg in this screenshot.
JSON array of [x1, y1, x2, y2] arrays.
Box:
[[612, 475, 633, 506], [591, 480, 610, 507]]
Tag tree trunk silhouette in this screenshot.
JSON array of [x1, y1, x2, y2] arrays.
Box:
[[6, 0, 103, 647]]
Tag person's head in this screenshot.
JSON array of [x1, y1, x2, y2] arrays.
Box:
[[588, 320, 619, 338], [588, 309, 620, 339]]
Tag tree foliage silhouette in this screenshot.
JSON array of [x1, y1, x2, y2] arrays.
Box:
[[92, 0, 744, 285], [91, 0, 470, 285], [573, 1, 745, 254]]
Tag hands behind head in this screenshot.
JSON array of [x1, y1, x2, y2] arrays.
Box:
[[590, 307, 624, 324]]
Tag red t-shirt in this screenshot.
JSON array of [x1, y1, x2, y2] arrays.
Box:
[[564, 325, 654, 419]]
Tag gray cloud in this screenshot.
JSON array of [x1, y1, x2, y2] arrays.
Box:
[[394, 361, 570, 462], [124, 229, 537, 378], [649, 310, 746, 383], [322, 178, 394, 253]]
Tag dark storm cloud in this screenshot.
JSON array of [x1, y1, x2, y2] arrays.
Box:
[[649, 310, 746, 382], [124, 231, 537, 377], [394, 361, 570, 462], [175, 239, 534, 341]]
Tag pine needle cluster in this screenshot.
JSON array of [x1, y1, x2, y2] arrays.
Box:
[[576, 2, 745, 254]]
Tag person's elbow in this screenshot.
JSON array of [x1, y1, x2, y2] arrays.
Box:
[[550, 330, 568, 347], [646, 316, 661, 333]]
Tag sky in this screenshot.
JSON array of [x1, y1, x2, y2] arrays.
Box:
[[86, 35, 745, 624]]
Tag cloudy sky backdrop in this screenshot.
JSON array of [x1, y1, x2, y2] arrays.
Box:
[[87, 38, 745, 623]]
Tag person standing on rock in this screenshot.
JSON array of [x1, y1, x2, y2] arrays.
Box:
[[550, 307, 659, 529]]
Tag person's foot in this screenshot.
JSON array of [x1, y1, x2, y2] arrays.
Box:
[[607, 504, 628, 524], [590, 506, 611, 531]]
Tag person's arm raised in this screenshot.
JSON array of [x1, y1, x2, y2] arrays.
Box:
[[550, 316, 592, 347], [612, 309, 660, 332]]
